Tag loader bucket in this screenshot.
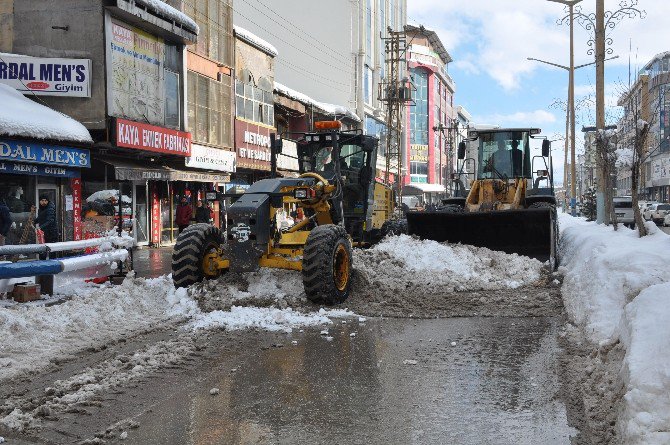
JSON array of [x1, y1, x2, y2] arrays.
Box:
[[406, 208, 557, 263]]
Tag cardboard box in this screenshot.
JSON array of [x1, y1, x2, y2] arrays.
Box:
[[12, 284, 41, 303]]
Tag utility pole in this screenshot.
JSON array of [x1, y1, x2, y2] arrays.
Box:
[[595, 0, 606, 223], [379, 27, 411, 206]]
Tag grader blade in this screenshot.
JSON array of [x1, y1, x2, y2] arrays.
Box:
[[406, 208, 556, 263]]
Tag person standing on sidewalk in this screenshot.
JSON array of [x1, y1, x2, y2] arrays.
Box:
[[0, 197, 11, 246], [36, 195, 58, 243], [194, 200, 210, 224], [175, 196, 192, 233]]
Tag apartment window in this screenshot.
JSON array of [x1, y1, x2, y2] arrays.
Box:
[[366, 0, 372, 65], [188, 71, 233, 147], [364, 66, 373, 105], [235, 79, 274, 126], [183, 0, 233, 66], [410, 68, 428, 145]]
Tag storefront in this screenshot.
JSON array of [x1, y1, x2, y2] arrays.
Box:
[[0, 138, 90, 244]]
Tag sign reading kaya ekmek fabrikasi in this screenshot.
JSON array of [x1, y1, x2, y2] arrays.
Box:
[[0, 140, 91, 168], [0, 55, 91, 97]]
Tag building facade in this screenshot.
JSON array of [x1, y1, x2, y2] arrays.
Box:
[[617, 74, 650, 198], [403, 25, 455, 198]]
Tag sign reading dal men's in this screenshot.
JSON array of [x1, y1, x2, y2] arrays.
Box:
[[0, 140, 90, 167], [0, 55, 91, 97], [116, 118, 192, 156]]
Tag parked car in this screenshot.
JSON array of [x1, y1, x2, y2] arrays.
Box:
[[650, 203, 670, 225], [664, 212, 670, 227], [613, 196, 635, 228], [641, 202, 659, 221]]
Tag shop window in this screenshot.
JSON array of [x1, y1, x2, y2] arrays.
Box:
[[165, 70, 180, 129], [235, 79, 274, 126], [183, 0, 233, 66], [188, 71, 233, 148]]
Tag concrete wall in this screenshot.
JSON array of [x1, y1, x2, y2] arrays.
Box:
[[10, 0, 107, 130], [235, 39, 274, 85]]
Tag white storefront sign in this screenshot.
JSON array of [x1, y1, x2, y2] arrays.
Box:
[[277, 140, 299, 171], [186, 144, 236, 172], [0, 55, 91, 97]]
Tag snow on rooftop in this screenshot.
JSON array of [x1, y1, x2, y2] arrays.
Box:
[[134, 0, 199, 35], [0, 84, 92, 143], [234, 25, 278, 57], [274, 82, 361, 123]]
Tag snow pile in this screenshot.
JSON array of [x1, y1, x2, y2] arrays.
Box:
[[558, 214, 670, 443], [0, 83, 92, 143], [191, 306, 332, 332], [558, 215, 670, 345], [274, 81, 361, 123], [135, 0, 199, 34], [86, 190, 132, 203], [619, 284, 670, 445], [356, 234, 543, 291], [234, 25, 278, 57], [0, 275, 196, 381]]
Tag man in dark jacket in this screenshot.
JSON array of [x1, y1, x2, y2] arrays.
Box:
[[37, 195, 59, 243], [0, 197, 11, 246], [194, 200, 211, 224], [175, 196, 193, 233]]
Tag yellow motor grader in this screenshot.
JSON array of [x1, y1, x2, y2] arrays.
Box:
[[171, 121, 398, 304], [407, 128, 559, 268]]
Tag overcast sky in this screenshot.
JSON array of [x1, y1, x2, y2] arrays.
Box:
[[408, 0, 668, 185]]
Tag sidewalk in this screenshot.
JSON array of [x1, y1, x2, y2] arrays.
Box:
[[131, 246, 173, 278]]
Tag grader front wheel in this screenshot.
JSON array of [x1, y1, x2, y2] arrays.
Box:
[[172, 224, 225, 288], [302, 224, 353, 305]]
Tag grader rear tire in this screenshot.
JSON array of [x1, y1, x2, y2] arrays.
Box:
[[302, 224, 352, 305], [172, 224, 224, 288]]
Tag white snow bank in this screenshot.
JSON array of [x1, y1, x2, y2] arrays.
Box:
[[135, 0, 199, 34], [234, 25, 278, 57], [619, 284, 670, 445], [86, 190, 132, 203], [558, 214, 670, 345], [358, 234, 543, 291], [558, 214, 670, 443], [192, 306, 331, 332], [0, 83, 92, 143], [274, 81, 361, 123]]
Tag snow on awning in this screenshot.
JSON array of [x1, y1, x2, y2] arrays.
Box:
[[403, 183, 446, 194], [274, 82, 361, 123], [234, 25, 278, 57], [0, 84, 92, 144], [134, 0, 199, 35]]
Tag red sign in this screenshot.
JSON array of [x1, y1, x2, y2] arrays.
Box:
[[151, 184, 161, 245], [116, 118, 192, 157], [27, 82, 49, 90], [234, 119, 273, 171], [70, 178, 82, 241]]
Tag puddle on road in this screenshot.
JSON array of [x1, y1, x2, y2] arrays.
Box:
[[129, 317, 576, 445]]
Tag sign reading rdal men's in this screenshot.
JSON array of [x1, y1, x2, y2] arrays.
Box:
[[0, 55, 91, 97]]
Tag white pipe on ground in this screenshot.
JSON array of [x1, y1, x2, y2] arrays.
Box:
[[60, 250, 128, 273]]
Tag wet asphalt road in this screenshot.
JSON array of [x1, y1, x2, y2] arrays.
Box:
[[12, 317, 574, 445]]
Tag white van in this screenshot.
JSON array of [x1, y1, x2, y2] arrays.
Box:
[[613, 196, 635, 228]]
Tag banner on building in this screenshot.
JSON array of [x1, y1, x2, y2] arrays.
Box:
[[116, 118, 191, 156], [109, 21, 165, 125], [234, 119, 274, 171], [0, 160, 80, 178], [186, 144, 236, 172], [277, 140, 299, 171], [70, 178, 83, 240], [410, 144, 429, 162], [0, 55, 91, 97]]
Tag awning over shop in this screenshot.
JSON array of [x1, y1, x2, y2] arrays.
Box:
[[98, 157, 230, 183], [402, 183, 446, 195]]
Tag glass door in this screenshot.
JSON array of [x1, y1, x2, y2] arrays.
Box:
[[134, 183, 149, 245], [36, 185, 60, 242]]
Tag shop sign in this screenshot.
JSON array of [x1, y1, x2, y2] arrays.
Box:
[[185, 144, 236, 172], [116, 118, 192, 156], [652, 157, 670, 181], [114, 166, 229, 183], [410, 144, 429, 162], [0, 140, 90, 168], [70, 178, 83, 240], [277, 140, 299, 171], [0, 55, 92, 97], [0, 160, 80, 178], [235, 119, 273, 171]]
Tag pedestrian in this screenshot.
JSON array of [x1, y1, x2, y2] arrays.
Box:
[[36, 195, 58, 243], [175, 196, 193, 233], [195, 200, 210, 224], [0, 197, 11, 246]]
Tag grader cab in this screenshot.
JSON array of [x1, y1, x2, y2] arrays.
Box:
[[171, 121, 396, 304]]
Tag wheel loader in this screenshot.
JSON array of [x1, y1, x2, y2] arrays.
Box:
[[406, 128, 559, 268], [171, 121, 398, 304]]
